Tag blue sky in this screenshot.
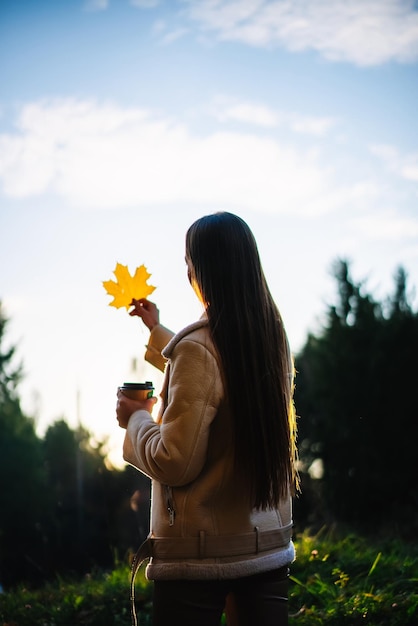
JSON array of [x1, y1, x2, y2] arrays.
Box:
[[1, 0, 417, 465]]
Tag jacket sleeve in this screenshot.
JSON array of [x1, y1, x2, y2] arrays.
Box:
[[144, 324, 174, 372], [123, 337, 223, 486]]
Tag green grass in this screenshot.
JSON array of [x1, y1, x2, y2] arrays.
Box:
[[1, 528, 417, 625], [289, 526, 418, 625], [0, 564, 152, 626]]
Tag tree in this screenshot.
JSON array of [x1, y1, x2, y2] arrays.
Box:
[[42, 419, 150, 575], [0, 302, 151, 586], [294, 261, 418, 535], [0, 302, 47, 586], [42, 420, 108, 572]]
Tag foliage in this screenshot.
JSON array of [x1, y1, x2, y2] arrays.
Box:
[[0, 302, 22, 405], [41, 420, 140, 577], [0, 303, 48, 586], [0, 303, 151, 589], [294, 261, 418, 533], [0, 563, 152, 626], [289, 527, 418, 625], [41, 426, 151, 579], [103, 263, 156, 309], [0, 530, 416, 625]]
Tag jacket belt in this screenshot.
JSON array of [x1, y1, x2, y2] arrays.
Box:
[[129, 524, 292, 626], [146, 523, 293, 560]]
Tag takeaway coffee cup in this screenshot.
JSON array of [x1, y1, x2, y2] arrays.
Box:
[[119, 381, 154, 400]]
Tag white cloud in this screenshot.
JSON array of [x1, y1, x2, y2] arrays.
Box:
[[159, 27, 190, 45], [351, 210, 418, 240], [84, 0, 160, 12], [1, 98, 412, 229], [181, 0, 418, 66], [210, 96, 337, 135], [83, 0, 108, 11], [151, 19, 190, 44], [210, 97, 279, 127], [370, 144, 418, 182], [289, 114, 337, 137], [0, 98, 346, 216], [130, 0, 160, 7]]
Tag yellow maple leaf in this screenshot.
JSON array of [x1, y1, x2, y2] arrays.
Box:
[[103, 263, 156, 309]]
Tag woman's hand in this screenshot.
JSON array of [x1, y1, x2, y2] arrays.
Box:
[[116, 388, 157, 429], [129, 298, 160, 331]]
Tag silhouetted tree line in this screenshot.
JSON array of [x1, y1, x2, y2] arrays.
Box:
[[0, 302, 150, 589], [293, 260, 418, 538], [1, 260, 417, 587]]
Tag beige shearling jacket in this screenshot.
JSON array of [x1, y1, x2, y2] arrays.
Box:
[[123, 319, 295, 580]]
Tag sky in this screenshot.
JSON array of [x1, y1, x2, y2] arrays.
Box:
[[1, 0, 417, 466]]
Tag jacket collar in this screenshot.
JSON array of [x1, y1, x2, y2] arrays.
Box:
[[162, 315, 208, 359]]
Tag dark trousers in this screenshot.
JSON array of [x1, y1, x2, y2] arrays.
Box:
[[152, 566, 289, 626]]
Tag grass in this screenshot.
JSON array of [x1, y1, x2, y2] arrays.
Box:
[[1, 528, 417, 625], [0, 564, 152, 626], [289, 526, 418, 625]]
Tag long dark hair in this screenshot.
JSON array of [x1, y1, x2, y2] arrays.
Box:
[[185, 212, 298, 509]]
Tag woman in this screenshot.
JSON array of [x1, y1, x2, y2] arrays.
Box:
[[116, 212, 299, 626]]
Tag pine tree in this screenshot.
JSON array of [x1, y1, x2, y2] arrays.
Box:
[[0, 302, 47, 586], [294, 261, 418, 535]]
